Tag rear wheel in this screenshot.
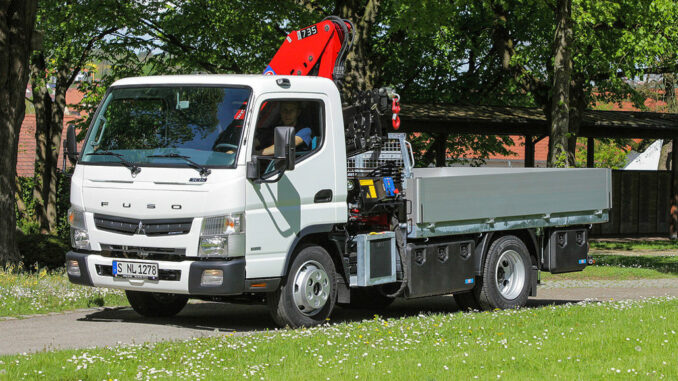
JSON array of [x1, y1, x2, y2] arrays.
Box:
[[268, 245, 337, 328], [474, 235, 531, 310], [125, 291, 188, 317]]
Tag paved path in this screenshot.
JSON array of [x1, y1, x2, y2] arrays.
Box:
[[2, 281, 678, 356]]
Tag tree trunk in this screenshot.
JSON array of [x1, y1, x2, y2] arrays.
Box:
[[547, 0, 573, 167], [665, 74, 677, 112], [30, 54, 68, 233], [0, 0, 38, 264], [659, 140, 672, 171], [30, 53, 52, 233], [15, 175, 28, 221], [434, 133, 448, 167], [335, 0, 381, 100], [567, 79, 586, 167], [45, 82, 67, 232]]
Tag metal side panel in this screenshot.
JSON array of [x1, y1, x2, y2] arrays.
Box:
[[406, 167, 611, 238]]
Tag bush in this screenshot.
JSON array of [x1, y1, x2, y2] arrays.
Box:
[[15, 171, 71, 241], [16, 231, 69, 271], [15, 171, 72, 270]]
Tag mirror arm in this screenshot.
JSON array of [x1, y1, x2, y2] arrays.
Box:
[[247, 156, 287, 184]]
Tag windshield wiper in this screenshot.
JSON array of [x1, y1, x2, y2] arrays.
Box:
[[147, 153, 211, 177], [87, 151, 141, 175]]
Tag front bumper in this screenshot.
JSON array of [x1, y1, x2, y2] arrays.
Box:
[[66, 251, 246, 295]]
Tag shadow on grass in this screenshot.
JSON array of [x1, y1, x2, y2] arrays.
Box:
[[79, 296, 578, 333], [592, 254, 678, 276]]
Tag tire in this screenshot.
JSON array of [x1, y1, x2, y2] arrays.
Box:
[[344, 286, 395, 309], [453, 290, 481, 311], [474, 235, 531, 310], [125, 291, 188, 318], [268, 245, 338, 328]]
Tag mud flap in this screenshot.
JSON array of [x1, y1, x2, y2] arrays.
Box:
[[529, 265, 538, 297], [337, 277, 350, 304]]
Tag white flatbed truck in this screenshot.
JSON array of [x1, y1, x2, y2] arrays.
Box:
[[64, 74, 611, 327]]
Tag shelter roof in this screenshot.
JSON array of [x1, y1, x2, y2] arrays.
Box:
[[397, 104, 678, 139]]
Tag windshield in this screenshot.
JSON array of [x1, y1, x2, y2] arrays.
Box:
[[80, 86, 251, 167]]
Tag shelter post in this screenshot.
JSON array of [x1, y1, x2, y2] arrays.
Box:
[[587, 138, 595, 168], [524, 136, 535, 167]]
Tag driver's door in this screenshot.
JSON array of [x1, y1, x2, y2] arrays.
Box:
[[244, 94, 339, 279]]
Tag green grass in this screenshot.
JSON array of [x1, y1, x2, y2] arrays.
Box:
[[541, 263, 678, 281], [590, 240, 678, 251], [591, 255, 678, 276], [1, 255, 675, 318], [2, 297, 676, 380], [0, 267, 127, 318]]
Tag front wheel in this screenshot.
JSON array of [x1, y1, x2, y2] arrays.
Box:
[[125, 291, 188, 318], [474, 235, 531, 310], [268, 245, 337, 328]]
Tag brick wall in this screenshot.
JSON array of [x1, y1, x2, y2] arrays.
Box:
[[17, 87, 86, 177], [17, 114, 82, 177]]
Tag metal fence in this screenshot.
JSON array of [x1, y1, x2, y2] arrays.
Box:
[[591, 170, 671, 237]]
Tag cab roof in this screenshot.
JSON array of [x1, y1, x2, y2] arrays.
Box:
[[111, 74, 338, 95]]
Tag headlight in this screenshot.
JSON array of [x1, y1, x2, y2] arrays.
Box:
[[68, 207, 86, 229], [68, 207, 90, 250], [198, 214, 243, 258]]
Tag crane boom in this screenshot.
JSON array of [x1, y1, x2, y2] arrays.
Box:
[[264, 17, 354, 86], [263, 16, 400, 155]]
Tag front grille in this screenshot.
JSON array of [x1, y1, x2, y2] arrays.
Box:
[[94, 214, 193, 236], [100, 244, 187, 262], [95, 264, 181, 281]]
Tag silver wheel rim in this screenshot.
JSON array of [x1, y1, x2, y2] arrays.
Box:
[[292, 260, 330, 316], [495, 249, 525, 300]]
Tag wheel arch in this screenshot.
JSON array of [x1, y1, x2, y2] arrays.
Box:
[[281, 224, 344, 280], [475, 229, 539, 275]]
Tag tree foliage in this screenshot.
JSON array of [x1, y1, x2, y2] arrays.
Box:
[[553, 138, 628, 169], [67, 1, 519, 168], [27, 0, 133, 233]]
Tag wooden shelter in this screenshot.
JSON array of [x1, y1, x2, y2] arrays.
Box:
[[393, 104, 678, 237]]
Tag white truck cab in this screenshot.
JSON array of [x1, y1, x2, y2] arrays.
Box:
[[67, 75, 346, 320]]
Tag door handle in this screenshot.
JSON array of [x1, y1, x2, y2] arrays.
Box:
[[314, 189, 333, 203]]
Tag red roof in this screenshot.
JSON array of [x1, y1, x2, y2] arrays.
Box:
[[485, 136, 549, 161]]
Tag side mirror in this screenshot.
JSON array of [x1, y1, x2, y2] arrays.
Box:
[[247, 126, 296, 184], [65, 125, 78, 164], [273, 126, 295, 171]]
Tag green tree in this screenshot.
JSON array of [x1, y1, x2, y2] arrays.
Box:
[[1, 0, 38, 264], [482, 0, 678, 167], [73, 1, 551, 169], [27, 0, 131, 233], [554, 138, 627, 169]]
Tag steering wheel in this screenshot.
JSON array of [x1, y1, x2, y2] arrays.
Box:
[[213, 143, 238, 153]]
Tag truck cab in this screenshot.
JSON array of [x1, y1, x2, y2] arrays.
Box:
[[66, 75, 348, 321]]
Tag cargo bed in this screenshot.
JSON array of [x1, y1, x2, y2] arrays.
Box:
[[405, 167, 612, 238]]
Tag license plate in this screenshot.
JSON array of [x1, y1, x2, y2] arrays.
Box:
[[112, 260, 159, 280]]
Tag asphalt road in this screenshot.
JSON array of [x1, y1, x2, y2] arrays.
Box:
[[2, 283, 678, 356]]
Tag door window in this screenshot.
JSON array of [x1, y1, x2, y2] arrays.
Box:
[[252, 99, 325, 175]]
